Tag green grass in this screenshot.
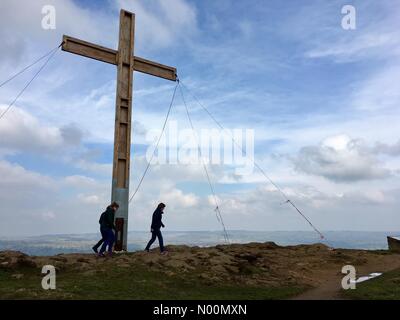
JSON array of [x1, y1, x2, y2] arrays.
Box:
[[0, 266, 305, 300], [343, 268, 400, 300]]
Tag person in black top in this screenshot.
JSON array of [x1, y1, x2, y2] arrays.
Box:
[[92, 206, 109, 253], [145, 203, 167, 254], [97, 202, 119, 257]]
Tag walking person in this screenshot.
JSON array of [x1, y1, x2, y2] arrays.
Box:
[[145, 203, 167, 254], [92, 206, 111, 253], [98, 202, 119, 257]]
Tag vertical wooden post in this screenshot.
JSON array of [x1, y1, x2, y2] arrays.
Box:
[[112, 10, 135, 251]]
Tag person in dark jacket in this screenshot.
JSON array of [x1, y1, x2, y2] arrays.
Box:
[[145, 203, 167, 254], [92, 206, 109, 254], [98, 202, 119, 257]]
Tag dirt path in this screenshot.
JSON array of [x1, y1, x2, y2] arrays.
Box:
[[292, 274, 347, 300]]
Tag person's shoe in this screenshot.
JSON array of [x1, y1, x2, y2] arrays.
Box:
[[160, 251, 168, 255], [107, 252, 114, 258], [97, 253, 106, 258], [92, 246, 98, 254], [144, 248, 150, 253]]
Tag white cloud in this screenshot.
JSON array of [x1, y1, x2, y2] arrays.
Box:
[[297, 1, 400, 63], [77, 194, 102, 205], [0, 106, 82, 154], [41, 211, 56, 220], [162, 188, 198, 209], [64, 175, 97, 188], [0, 160, 55, 191], [0, 0, 114, 71], [292, 135, 391, 182], [343, 190, 387, 205], [0, 159, 111, 236], [73, 160, 112, 177], [305, 31, 400, 62], [373, 140, 400, 156]]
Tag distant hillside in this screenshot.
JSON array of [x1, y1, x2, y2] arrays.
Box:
[[1, 242, 400, 300], [0, 230, 395, 256]]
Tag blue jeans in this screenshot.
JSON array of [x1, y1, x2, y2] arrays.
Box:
[[145, 229, 165, 252], [99, 227, 115, 254]]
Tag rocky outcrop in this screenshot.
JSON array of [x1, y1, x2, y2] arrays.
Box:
[[1, 242, 399, 290], [0, 251, 37, 269]]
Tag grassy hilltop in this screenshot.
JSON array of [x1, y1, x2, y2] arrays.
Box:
[[0, 242, 399, 300]]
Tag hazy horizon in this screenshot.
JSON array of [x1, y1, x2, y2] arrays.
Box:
[[1, 229, 400, 239], [1, 230, 397, 256]]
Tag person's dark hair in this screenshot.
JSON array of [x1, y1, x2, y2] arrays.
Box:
[[111, 202, 119, 209], [157, 203, 166, 209]]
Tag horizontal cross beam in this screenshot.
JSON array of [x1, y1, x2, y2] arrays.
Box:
[[62, 35, 177, 81]]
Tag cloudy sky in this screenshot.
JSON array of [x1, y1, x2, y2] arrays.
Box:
[[0, 0, 399, 237]]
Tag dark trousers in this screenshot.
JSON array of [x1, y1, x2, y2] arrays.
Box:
[[145, 229, 164, 252], [93, 238, 104, 251], [99, 227, 115, 254]]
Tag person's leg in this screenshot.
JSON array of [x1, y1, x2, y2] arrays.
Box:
[[145, 231, 157, 251], [99, 228, 109, 255], [156, 229, 165, 252], [107, 229, 115, 254], [92, 238, 104, 253]]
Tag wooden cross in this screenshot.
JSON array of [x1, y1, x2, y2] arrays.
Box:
[[62, 9, 177, 251]]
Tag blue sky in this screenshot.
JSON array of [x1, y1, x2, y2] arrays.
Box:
[[0, 0, 399, 237]]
